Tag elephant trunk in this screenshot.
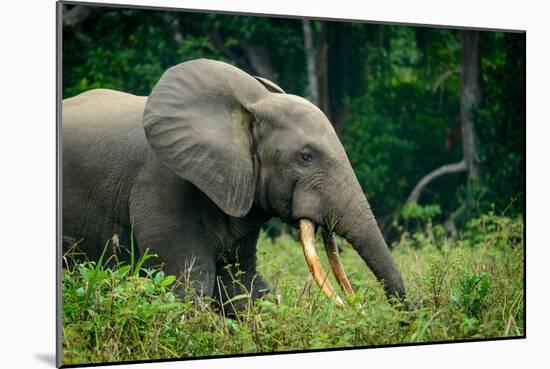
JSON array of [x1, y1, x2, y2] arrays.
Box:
[[332, 189, 406, 300], [296, 172, 406, 305]]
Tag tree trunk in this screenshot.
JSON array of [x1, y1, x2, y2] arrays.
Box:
[[302, 20, 319, 106], [461, 30, 482, 180], [316, 23, 331, 121], [302, 20, 332, 121], [406, 30, 482, 203]]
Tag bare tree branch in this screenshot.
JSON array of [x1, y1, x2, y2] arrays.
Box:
[[407, 160, 467, 203], [177, 16, 253, 72], [63, 5, 102, 27], [432, 67, 461, 92], [241, 44, 274, 80], [180, 16, 275, 82], [204, 27, 256, 74]]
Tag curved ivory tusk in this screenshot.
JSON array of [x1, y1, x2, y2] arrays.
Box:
[[323, 232, 355, 296], [299, 219, 344, 308]]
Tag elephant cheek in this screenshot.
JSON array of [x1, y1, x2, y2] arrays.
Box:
[[263, 170, 295, 219]]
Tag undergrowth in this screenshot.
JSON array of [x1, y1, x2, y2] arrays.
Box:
[[62, 212, 524, 365]]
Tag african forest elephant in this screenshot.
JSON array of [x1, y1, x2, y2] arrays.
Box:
[[62, 59, 406, 311]]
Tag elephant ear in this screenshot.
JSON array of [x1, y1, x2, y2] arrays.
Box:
[[143, 59, 270, 217], [253, 76, 286, 94]]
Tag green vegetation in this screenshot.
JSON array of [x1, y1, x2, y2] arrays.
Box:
[[62, 212, 524, 365]]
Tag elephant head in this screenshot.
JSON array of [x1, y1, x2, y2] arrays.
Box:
[[143, 59, 406, 305]]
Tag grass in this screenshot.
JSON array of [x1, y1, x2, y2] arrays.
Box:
[[61, 212, 524, 365]]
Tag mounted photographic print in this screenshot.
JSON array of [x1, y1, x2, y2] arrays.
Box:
[[57, 1, 526, 366]]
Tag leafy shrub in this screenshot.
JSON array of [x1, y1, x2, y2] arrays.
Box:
[[392, 203, 446, 248], [462, 211, 524, 249], [450, 271, 490, 318], [399, 202, 442, 221]]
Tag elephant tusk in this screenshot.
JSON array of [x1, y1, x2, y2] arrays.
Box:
[[322, 232, 355, 296], [299, 219, 345, 308]]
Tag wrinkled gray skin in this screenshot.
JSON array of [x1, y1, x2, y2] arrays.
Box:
[[63, 59, 406, 312]]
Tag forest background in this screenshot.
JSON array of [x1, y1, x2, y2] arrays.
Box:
[[62, 4, 525, 237]]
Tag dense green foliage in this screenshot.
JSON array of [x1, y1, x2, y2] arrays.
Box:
[[63, 5, 525, 225], [342, 27, 463, 218], [62, 214, 524, 365], [473, 33, 525, 216]]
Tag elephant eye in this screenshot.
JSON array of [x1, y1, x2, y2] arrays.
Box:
[[297, 150, 315, 166], [301, 152, 313, 162]]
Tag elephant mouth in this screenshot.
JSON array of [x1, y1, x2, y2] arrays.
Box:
[[298, 219, 355, 308]]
